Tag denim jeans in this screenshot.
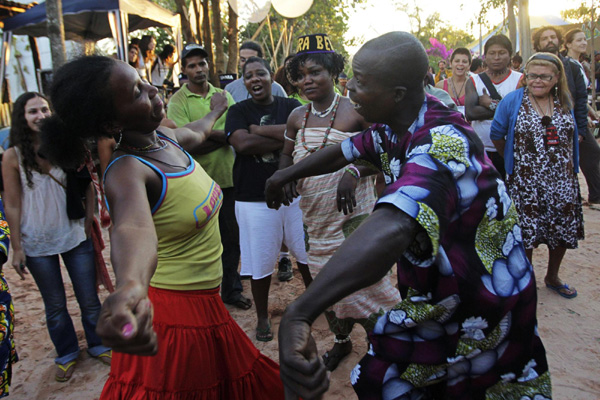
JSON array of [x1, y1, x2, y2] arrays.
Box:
[[26, 238, 109, 364], [219, 187, 243, 303]]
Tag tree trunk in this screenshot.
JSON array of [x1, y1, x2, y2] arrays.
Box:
[[517, 0, 532, 60], [201, 0, 217, 85], [211, 0, 225, 75], [507, 0, 517, 53], [46, 0, 66, 72], [193, 0, 203, 44], [174, 0, 196, 43], [227, 5, 239, 75]]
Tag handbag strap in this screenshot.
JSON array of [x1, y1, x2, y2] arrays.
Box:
[[478, 72, 503, 101], [46, 171, 66, 189]]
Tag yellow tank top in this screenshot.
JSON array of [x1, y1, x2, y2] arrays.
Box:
[[106, 137, 223, 290]]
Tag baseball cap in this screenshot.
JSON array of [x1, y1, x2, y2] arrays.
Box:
[[181, 43, 208, 60]]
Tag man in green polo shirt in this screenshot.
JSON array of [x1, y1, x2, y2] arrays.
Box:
[[167, 43, 251, 310]]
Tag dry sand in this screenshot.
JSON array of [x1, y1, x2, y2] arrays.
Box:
[[3, 174, 600, 399]]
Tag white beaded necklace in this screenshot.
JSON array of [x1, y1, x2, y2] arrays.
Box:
[[310, 93, 339, 118]]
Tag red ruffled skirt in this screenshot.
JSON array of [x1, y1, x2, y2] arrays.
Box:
[[100, 286, 284, 400]]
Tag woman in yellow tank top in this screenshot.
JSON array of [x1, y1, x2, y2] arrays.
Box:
[[39, 56, 286, 399]]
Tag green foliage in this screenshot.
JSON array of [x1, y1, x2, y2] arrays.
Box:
[[130, 27, 175, 54], [240, 0, 365, 66], [396, 2, 474, 69], [561, 2, 598, 23]]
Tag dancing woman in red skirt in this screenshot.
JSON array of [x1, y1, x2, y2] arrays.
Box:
[[40, 56, 284, 400]]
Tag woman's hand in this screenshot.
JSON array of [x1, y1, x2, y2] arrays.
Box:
[[210, 92, 228, 114], [337, 171, 358, 215], [96, 281, 158, 356], [11, 248, 28, 280], [283, 181, 299, 206], [266, 171, 286, 209]]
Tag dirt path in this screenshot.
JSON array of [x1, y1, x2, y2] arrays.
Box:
[[4, 174, 600, 399]]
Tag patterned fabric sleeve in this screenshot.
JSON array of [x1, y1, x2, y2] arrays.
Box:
[[344, 123, 462, 266], [0, 198, 9, 264]]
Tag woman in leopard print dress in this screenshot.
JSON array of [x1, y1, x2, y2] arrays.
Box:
[[491, 53, 584, 299]]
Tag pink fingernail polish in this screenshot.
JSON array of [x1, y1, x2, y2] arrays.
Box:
[[122, 323, 134, 337]]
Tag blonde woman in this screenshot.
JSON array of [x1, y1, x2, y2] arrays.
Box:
[[491, 52, 584, 299]]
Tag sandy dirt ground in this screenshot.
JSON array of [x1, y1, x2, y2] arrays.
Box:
[[3, 174, 600, 400]]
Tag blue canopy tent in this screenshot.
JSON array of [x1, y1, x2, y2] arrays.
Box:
[[0, 0, 181, 100]]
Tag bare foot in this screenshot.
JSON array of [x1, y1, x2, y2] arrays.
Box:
[[322, 340, 352, 371]]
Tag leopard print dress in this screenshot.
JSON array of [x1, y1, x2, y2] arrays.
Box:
[[506, 91, 584, 249]]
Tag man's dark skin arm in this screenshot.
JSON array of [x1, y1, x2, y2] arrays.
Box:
[[228, 128, 283, 155], [278, 204, 422, 399], [464, 79, 495, 121], [266, 143, 350, 208]]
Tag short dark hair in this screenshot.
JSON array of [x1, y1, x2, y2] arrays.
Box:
[[40, 56, 118, 169], [484, 34, 513, 56], [532, 26, 563, 51], [287, 52, 345, 83], [512, 54, 523, 64], [470, 57, 483, 72], [450, 47, 472, 63], [240, 41, 263, 58], [181, 51, 207, 68], [242, 56, 271, 76]]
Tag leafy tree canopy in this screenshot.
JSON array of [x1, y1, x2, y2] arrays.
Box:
[[240, 0, 365, 67], [561, 2, 598, 23]]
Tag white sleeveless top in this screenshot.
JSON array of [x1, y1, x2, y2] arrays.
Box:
[[470, 70, 523, 152], [15, 148, 86, 257]]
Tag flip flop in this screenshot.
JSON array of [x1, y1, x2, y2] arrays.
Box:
[[545, 283, 577, 299], [55, 360, 77, 382], [256, 321, 273, 342], [225, 295, 252, 310], [95, 350, 112, 366]]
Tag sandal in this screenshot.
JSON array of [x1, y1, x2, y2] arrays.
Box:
[[225, 295, 252, 310], [55, 360, 77, 382], [256, 321, 273, 342], [546, 282, 577, 299], [95, 350, 112, 366], [322, 341, 352, 371]]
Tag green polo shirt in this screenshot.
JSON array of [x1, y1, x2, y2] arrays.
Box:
[[167, 83, 236, 188]]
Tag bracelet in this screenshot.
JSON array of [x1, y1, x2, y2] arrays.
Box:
[[345, 165, 360, 179], [283, 129, 296, 142], [225, 131, 233, 144], [333, 335, 351, 344]]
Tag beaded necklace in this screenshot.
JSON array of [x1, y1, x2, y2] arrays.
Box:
[[118, 138, 168, 153], [300, 94, 341, 153], [310, 93, 339, 118]]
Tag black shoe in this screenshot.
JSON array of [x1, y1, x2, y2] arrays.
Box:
[[277, 257, 293, 281]]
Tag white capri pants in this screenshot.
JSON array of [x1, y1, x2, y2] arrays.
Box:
[[235, 200, 308, 279]]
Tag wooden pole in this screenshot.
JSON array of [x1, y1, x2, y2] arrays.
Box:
[[46, 0, 66, 71], [266, 14, 277, 69]]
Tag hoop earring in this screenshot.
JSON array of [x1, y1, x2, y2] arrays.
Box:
[[114, 130, 123, 150]]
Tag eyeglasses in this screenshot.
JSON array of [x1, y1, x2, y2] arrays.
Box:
[[525, 73, 554, 82]]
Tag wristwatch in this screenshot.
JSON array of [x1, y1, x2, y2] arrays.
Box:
[[488, 100, 499, 112]]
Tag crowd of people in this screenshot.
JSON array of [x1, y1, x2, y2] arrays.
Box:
[[0, 22, 596, 399]]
